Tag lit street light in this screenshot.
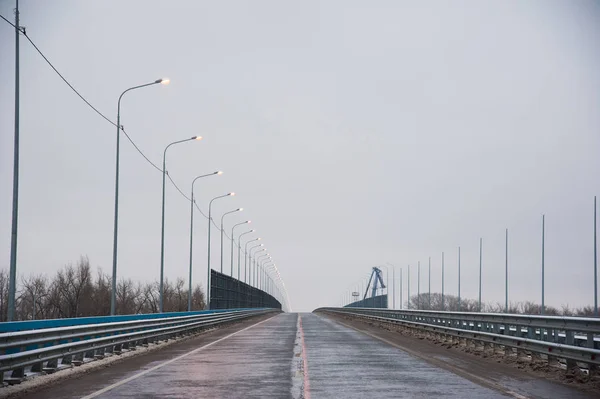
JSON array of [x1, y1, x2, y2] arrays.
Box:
[[110, 77, 169, 317], [231, 221, 251, 277], [206, 192, 235, 309], [159, 135, 202, 312], [220, 208, 243, 273], [187, 171, 222, 311]]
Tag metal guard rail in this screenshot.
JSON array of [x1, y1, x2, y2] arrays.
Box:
[[0, 308, 275, 383], [317, 307, 600, 368]]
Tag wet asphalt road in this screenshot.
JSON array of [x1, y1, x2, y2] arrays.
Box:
[[85, 313, 296, 398], [16, 312, 594, 398], [302, 313, 504, 398]]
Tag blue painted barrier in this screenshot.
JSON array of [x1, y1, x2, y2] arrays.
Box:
[[0, 308, 261, 333]]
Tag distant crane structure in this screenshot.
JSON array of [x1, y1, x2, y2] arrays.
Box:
[[363, 266, 386, 300]]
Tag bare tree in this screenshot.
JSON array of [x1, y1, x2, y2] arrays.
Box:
[[19, 274, 48, 320]]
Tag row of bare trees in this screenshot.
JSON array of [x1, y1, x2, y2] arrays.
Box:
[[0, 256, 206, 322], [405, 292, 596, 316]]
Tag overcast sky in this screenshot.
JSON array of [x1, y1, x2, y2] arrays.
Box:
[[1, 0, 599, 312]]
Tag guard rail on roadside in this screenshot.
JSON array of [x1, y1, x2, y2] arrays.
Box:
[[316, 307, 600, 369], [0, 308, 276, 384]]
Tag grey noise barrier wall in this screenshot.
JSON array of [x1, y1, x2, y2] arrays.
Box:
[[210, 269, 282, 310]]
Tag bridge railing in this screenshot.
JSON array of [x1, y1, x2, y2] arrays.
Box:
[[0, 308, 276, 384], [316, 307, 600, 369]]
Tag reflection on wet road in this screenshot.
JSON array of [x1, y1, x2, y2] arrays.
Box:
[[88, 313, 297, 398], [301, 313, 505, 399]]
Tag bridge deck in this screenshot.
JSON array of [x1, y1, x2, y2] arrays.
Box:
[[15, 313, 596, 399]]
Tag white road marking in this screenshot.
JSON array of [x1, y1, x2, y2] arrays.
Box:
[[81, 315, 277, 399]]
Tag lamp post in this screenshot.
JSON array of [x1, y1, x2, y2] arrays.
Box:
[[245, 239, 261, 283], [407, 265, 411, 309], [458, 247, 461, 312], [250, 247, 266, 286], [263, 261, 275, 293], [187, 171, 222, 311], [257, 254, 270, 289], [111, 77, 169, 316], [206, 192, 235, 309], [399, 267, 403, 309], [159, 135, 202, 313], [428, 257, 431, 309], [219, 208, 243, 274], [417, 261, 421, 310], [237, 230, 254, 280], [230, 221, 251, 277], [442, 252, 445, 311]]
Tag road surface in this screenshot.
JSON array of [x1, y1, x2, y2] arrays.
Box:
[[15, 313, 595, 398]]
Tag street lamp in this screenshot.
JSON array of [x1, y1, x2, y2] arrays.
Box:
[[206, 192, 235, 309], [187, 171, 222, 311], [386, 263, 396, 309], [159, 135, 202, 313], [237, 230, 254, 280], [231, 221, 251, 277], [259, 257, 273, 290], [110, 77, 169, 316], [250, 247, 266, 286], [257, 254, 270, 289], [244, 239, 261, 283], [220, 208, 243, 274]]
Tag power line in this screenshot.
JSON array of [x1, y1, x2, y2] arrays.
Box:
[[120, 127, 163, 172], [0, 13, 274, 280], [0, 13, 214, 221]]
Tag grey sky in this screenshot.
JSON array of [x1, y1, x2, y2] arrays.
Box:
[[1, 0, 599, 312]]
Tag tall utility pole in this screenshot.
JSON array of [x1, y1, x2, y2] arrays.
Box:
[[407, 265, 410, 309], [458, 246, 461, 311], [417, 261, 420, 310], [505, 228, 509, 313], [428, 257, 431, 309], [595, 196, 598, 317], [399, 268, 403, 310], [441, 252, 445, 311], [541, 215, 545, 315], [8, 0, 21, 322], [479, 238, 483, 312]]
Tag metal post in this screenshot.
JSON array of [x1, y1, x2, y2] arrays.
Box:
[[188, 193, 195, 311], [111, 79, 165, 316], [206, 193, 232, 310], [417, 261, 420, 310], [479, 238, 482, 312], [8, 0, 20, 322], [230, 234, 234, 277], [442, 252, 445, 311], [407, 265, 410, 309], [541, 215, 545, 315], [220, 210, 241, 274], [159, 137, 198, 312], [400, 268, 403, 309], [238, 241, 242, 280], [428, 257, 431, 309], [386, 269, 389, 308], [505, 228, 509, 313], [458, 246, 461, 311], [595, 196, 598, 317], [392, 267, 395, 309]]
